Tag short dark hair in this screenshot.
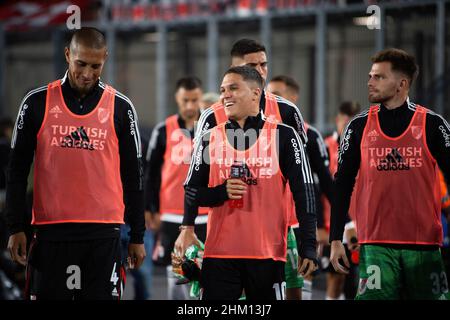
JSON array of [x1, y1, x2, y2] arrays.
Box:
[[270, 75, 300, 94], [70, 27, 106, 50], [175, 76, 202, 91], [371, 48, 419, 85], [230, 39, 266, 58], [338, 101, 361, 117], [224, 66, 264, 90]]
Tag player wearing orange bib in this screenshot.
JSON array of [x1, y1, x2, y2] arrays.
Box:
[[145, 77, 208, 299], [330, 48, 450, 300], [6, 28, 145, 300], [175, 66, 317, 300]]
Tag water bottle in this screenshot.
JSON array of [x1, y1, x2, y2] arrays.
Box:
[[229, 161, 244, 208], [185, 241, 204, 298]]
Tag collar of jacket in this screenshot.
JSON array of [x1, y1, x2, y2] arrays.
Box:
[[226, 111, 264, 131]]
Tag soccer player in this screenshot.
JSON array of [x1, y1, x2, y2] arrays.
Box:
[[145, 76, 208, 299], [330, 48, 450, 300], [6, 27, 145, 300], [176, 66, 317, 300]]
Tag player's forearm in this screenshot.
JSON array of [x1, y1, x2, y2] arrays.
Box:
[[298, 217, 317, 260], [120, 142, 145, 243], [292, 180, 317, 259], [185, 184, 228, 208], [5, 180, 28, 235], [5, 148, 34, 235], [125, 189, 145, 244], [291, 179, 317, 260], [182, 199, 198, 226], [315, 184, 326, 229]]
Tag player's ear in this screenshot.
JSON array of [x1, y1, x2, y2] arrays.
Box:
[[398, 78, 408, 92], [253, 87, 261, 101]]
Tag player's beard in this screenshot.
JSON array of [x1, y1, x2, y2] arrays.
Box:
[[368, 90, 395, 104]]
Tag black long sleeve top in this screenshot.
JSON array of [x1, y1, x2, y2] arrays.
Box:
[[187, 91, 317, 226], [183, 112, 317, 260], [5, 72, 145, 243], [330, 100, 450, 243]]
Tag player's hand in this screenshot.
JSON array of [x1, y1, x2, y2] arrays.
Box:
[[226, 178, 247, 199], [174, 226, 199, 257], [330, 240, 350, 274], [298, 258, 317, 278], [7, 232, 27, 266], [127, 243, 146, 269]]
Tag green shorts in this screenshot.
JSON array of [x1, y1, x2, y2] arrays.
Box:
[[285, 227, 304, 289], [356, 244, 449, 300]]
